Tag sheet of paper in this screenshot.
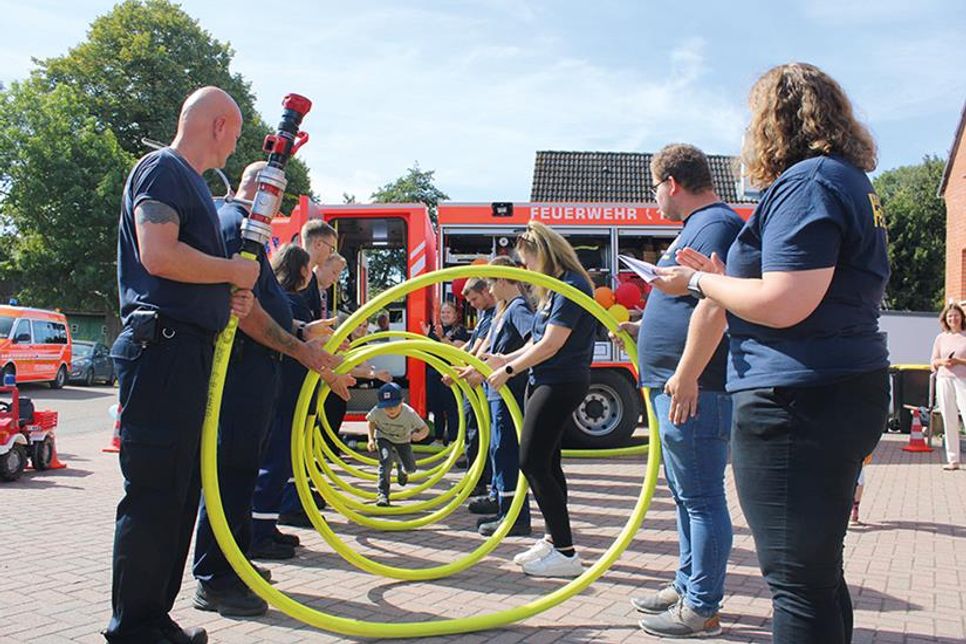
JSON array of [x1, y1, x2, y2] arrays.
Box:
[[618, 254, 659, 283]]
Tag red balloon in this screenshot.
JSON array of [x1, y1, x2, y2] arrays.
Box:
[[615, 282, 642, 308]]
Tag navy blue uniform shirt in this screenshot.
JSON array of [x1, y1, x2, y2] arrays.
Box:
[[427, 323, 471, 383], [300, 273, 324, 321], [530, 270, 596, 387], [638, 203, 743, 390], [117, 148, 230, 331], [468, 306, 496, 349], [725, 155, 890, 391], [219, 202, 294, 336], [487, 296, 534, 402], [278, 290, 314, 413]]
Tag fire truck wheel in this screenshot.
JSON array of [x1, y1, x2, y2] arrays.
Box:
[[564, 370, 641, 450], [50, 366, 67, 390], [32, 436, 54, 471], [1, 444, 27, 481]]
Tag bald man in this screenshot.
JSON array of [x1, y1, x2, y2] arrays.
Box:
[[106, 86, 258, 644], [190, 162, 341, 616]]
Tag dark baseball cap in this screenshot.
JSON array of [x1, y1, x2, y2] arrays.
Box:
[[377, 382, 403, 408]]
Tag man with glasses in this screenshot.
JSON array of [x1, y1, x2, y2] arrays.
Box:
[[299, 219, 339, 321], [620, 144, 743, 638]]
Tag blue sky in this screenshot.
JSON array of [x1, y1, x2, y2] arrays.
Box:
[[1, 0, 964, 202]]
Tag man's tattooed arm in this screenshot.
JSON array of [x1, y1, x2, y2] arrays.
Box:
[[135, 200, 180, 226]]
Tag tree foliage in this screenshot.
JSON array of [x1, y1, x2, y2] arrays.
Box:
[[874, 155, 947, 311], [36, 0, 313, 208], [0, 0, 315, 314], [364, 164, 449, 298], [0, 81, 134, 311], [370, 163, 449, 225]]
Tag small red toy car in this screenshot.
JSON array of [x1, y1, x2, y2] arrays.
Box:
[[0, 376, 62, 482]]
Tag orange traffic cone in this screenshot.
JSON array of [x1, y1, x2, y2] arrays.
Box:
[[47, 433, 67, 470], [902, 408, 933, 453], [103, 403, 121, 454]]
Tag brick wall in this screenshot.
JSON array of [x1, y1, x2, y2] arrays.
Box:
[[945, 127, 966, 303]]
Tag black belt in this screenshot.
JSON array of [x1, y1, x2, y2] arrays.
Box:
[[158, 316, 217, 345]]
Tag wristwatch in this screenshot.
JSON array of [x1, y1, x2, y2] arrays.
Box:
[[687, 272, 706, 300], [504, 364, 515, 375]]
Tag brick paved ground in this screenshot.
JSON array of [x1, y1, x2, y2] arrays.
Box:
[[1, 428, 964, 643]]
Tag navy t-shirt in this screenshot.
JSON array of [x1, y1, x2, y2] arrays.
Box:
[[468, 306, 496, 349], [487, 296, 534, 402], [427, 323, 471, 383], [638, 203, 743, 390], [530, 270, 596, 386], [278, 290, 313, 413], [725, 155, 890, 391], [219, 202, 294, 339], [117, 148, 230, 332], [300, 273, 324, 321]]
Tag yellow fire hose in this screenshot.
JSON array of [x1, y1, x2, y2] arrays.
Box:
[[200, 264, 660, 638]]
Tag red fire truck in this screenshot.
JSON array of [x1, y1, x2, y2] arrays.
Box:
[[271, 198, 754, 449]]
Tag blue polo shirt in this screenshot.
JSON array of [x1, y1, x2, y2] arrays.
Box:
[[468, 306, 496, 349], [530, 270, 596, 386], [117, 148, 230, 332], [638, 203, 743, 390], [487, 296, 534, 402], [219, 202, 293, 336], [725, 155, 890, 391]]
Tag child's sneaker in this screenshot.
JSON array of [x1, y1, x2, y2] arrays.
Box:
[[397, 470, 409, 486], [376, 494, 390, 507]]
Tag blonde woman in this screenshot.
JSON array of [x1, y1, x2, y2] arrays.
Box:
[[652, 64, 890, 642], [931, 303, 966, 470], [486, 221, 596, 577]]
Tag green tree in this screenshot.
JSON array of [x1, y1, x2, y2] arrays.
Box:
[[371, 163, 449, 225], [874, 155, 947, 311], [35, 0, 313, 209], [365, 164, 449, 296], [0, 81, 134, 312]]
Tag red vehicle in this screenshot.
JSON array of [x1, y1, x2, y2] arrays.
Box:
[[271, 199, 754, 448], [0, 378, 61, 481]]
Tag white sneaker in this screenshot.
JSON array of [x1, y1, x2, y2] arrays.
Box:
[[512, 539, 553, 566], [521, 549, 583, 578]]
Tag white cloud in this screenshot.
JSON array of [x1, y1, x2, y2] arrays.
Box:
[[233, 21, 745, 202]]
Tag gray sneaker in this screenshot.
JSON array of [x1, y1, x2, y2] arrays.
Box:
[[639, 600, 722, 639], [630, 584, 681, 614]]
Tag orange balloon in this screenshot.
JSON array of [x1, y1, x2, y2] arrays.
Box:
[[594, 286, 616, 309], [608, 304, 630, 323], [471, 257, 489, 266]]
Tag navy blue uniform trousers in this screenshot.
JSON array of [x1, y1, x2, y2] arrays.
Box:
[[105, 326, 213, 642], [192, 340, 280, 590]]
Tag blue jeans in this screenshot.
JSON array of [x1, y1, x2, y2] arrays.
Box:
[[649, 389, 733, 617]]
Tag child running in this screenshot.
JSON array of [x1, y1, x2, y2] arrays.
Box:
[[367, 382, 430, 506]]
